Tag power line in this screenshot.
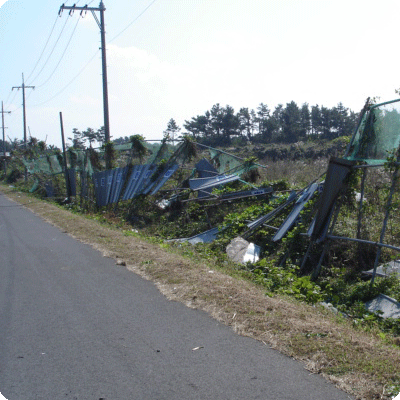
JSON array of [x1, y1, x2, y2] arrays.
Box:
[[3, 89, 14, 108], [31, 50, 100, 107], [27, 15, 70, 85], [109, 0, 158, 43], [6, 90, 20, 112], [35, 16, 81, 88], [25, 15, 60, 83]]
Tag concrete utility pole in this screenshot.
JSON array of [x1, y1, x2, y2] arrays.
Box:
[[1, 101, 11, 177], [12, 73, 35, 149], [12, 73, 35, 181], [59, 1, 111, 168]]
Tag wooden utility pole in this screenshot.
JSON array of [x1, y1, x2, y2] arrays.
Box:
[[59, 1, 111, 168], [12, 73, 35, 181], [1, 101, 11, 177]]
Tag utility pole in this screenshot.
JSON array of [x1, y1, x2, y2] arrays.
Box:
[[12, 73, 35, 181], [59, 112, 72, 201], [59, 1, 111, 168], [1, 101, 11, 178]]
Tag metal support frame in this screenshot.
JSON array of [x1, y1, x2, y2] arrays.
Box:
[[311, 201, 342, 280], [370, 165, 399, 285], [302, 159, 400, 282], [356, 167, 368, 239]]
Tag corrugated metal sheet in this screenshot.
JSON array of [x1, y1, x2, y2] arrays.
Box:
[[196, 158, 218, 178], [195, 158, 217, 198], [189, 174, 239, 192], [93, 170, 109, 207], [67, 168, 76, 196], [121, 165, 143, 201], [93, 167, 129, 206], [311, 158, 356, 241], [246, 191, 298, 231], [149, 163, 179, 195], [220, 187, 272, 200], [137, 165, 157, 195], [45, 181, 54, 197], [363, 260, 400, 278], [108, 166, 129, 204], [170, 227, 221, 245], [272, 182, 319, 242], [121, 164, 156, 200]]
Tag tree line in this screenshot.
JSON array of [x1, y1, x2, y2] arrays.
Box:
[[182, 101, 359, 146]]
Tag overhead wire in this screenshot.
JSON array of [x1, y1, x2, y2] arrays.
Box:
[[7, 90, 21, 112], [31, 50, 100, 107], [25, 14, 60, 83], [35, 16, 81, 88], [27, 15, 71, 85], [109, 0, 158, 43], [3, 89, 14, 109]]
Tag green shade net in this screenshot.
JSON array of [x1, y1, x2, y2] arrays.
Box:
[[146, 141, 176, 164], [345, 99, 400, 165], [208, 149, 257, 176], [23, 154, 63, 175], [67, 149, 94, 175], [209, 149, 243, 173]]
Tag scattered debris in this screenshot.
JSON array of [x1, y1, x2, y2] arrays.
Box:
[[320, 302, 339, 315], [355, 192, 367, 202], [226, 237, 260, 264], [362, 260, 400, 279], [189, 173, 240, 193], [156, 199, 170, 209], [365, 294, 400, 319], [170, 227, 222, 245]]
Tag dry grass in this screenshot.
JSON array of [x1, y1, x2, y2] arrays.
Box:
[[2, 185, 400, 400]]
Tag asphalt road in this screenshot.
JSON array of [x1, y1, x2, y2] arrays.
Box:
[[0, 191, 352, 400]]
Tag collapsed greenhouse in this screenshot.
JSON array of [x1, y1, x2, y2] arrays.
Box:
[[16, 99, 400, 306]]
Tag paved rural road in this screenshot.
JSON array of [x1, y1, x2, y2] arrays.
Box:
[[0, 191, 352, 400]]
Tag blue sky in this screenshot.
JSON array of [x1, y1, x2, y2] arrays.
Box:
[[1, 0, 400, 147]]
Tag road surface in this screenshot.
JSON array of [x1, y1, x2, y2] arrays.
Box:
[[0, 191, 352, 400]]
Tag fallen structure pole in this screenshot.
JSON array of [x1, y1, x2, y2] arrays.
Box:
[[326, 235, 400, 253]]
